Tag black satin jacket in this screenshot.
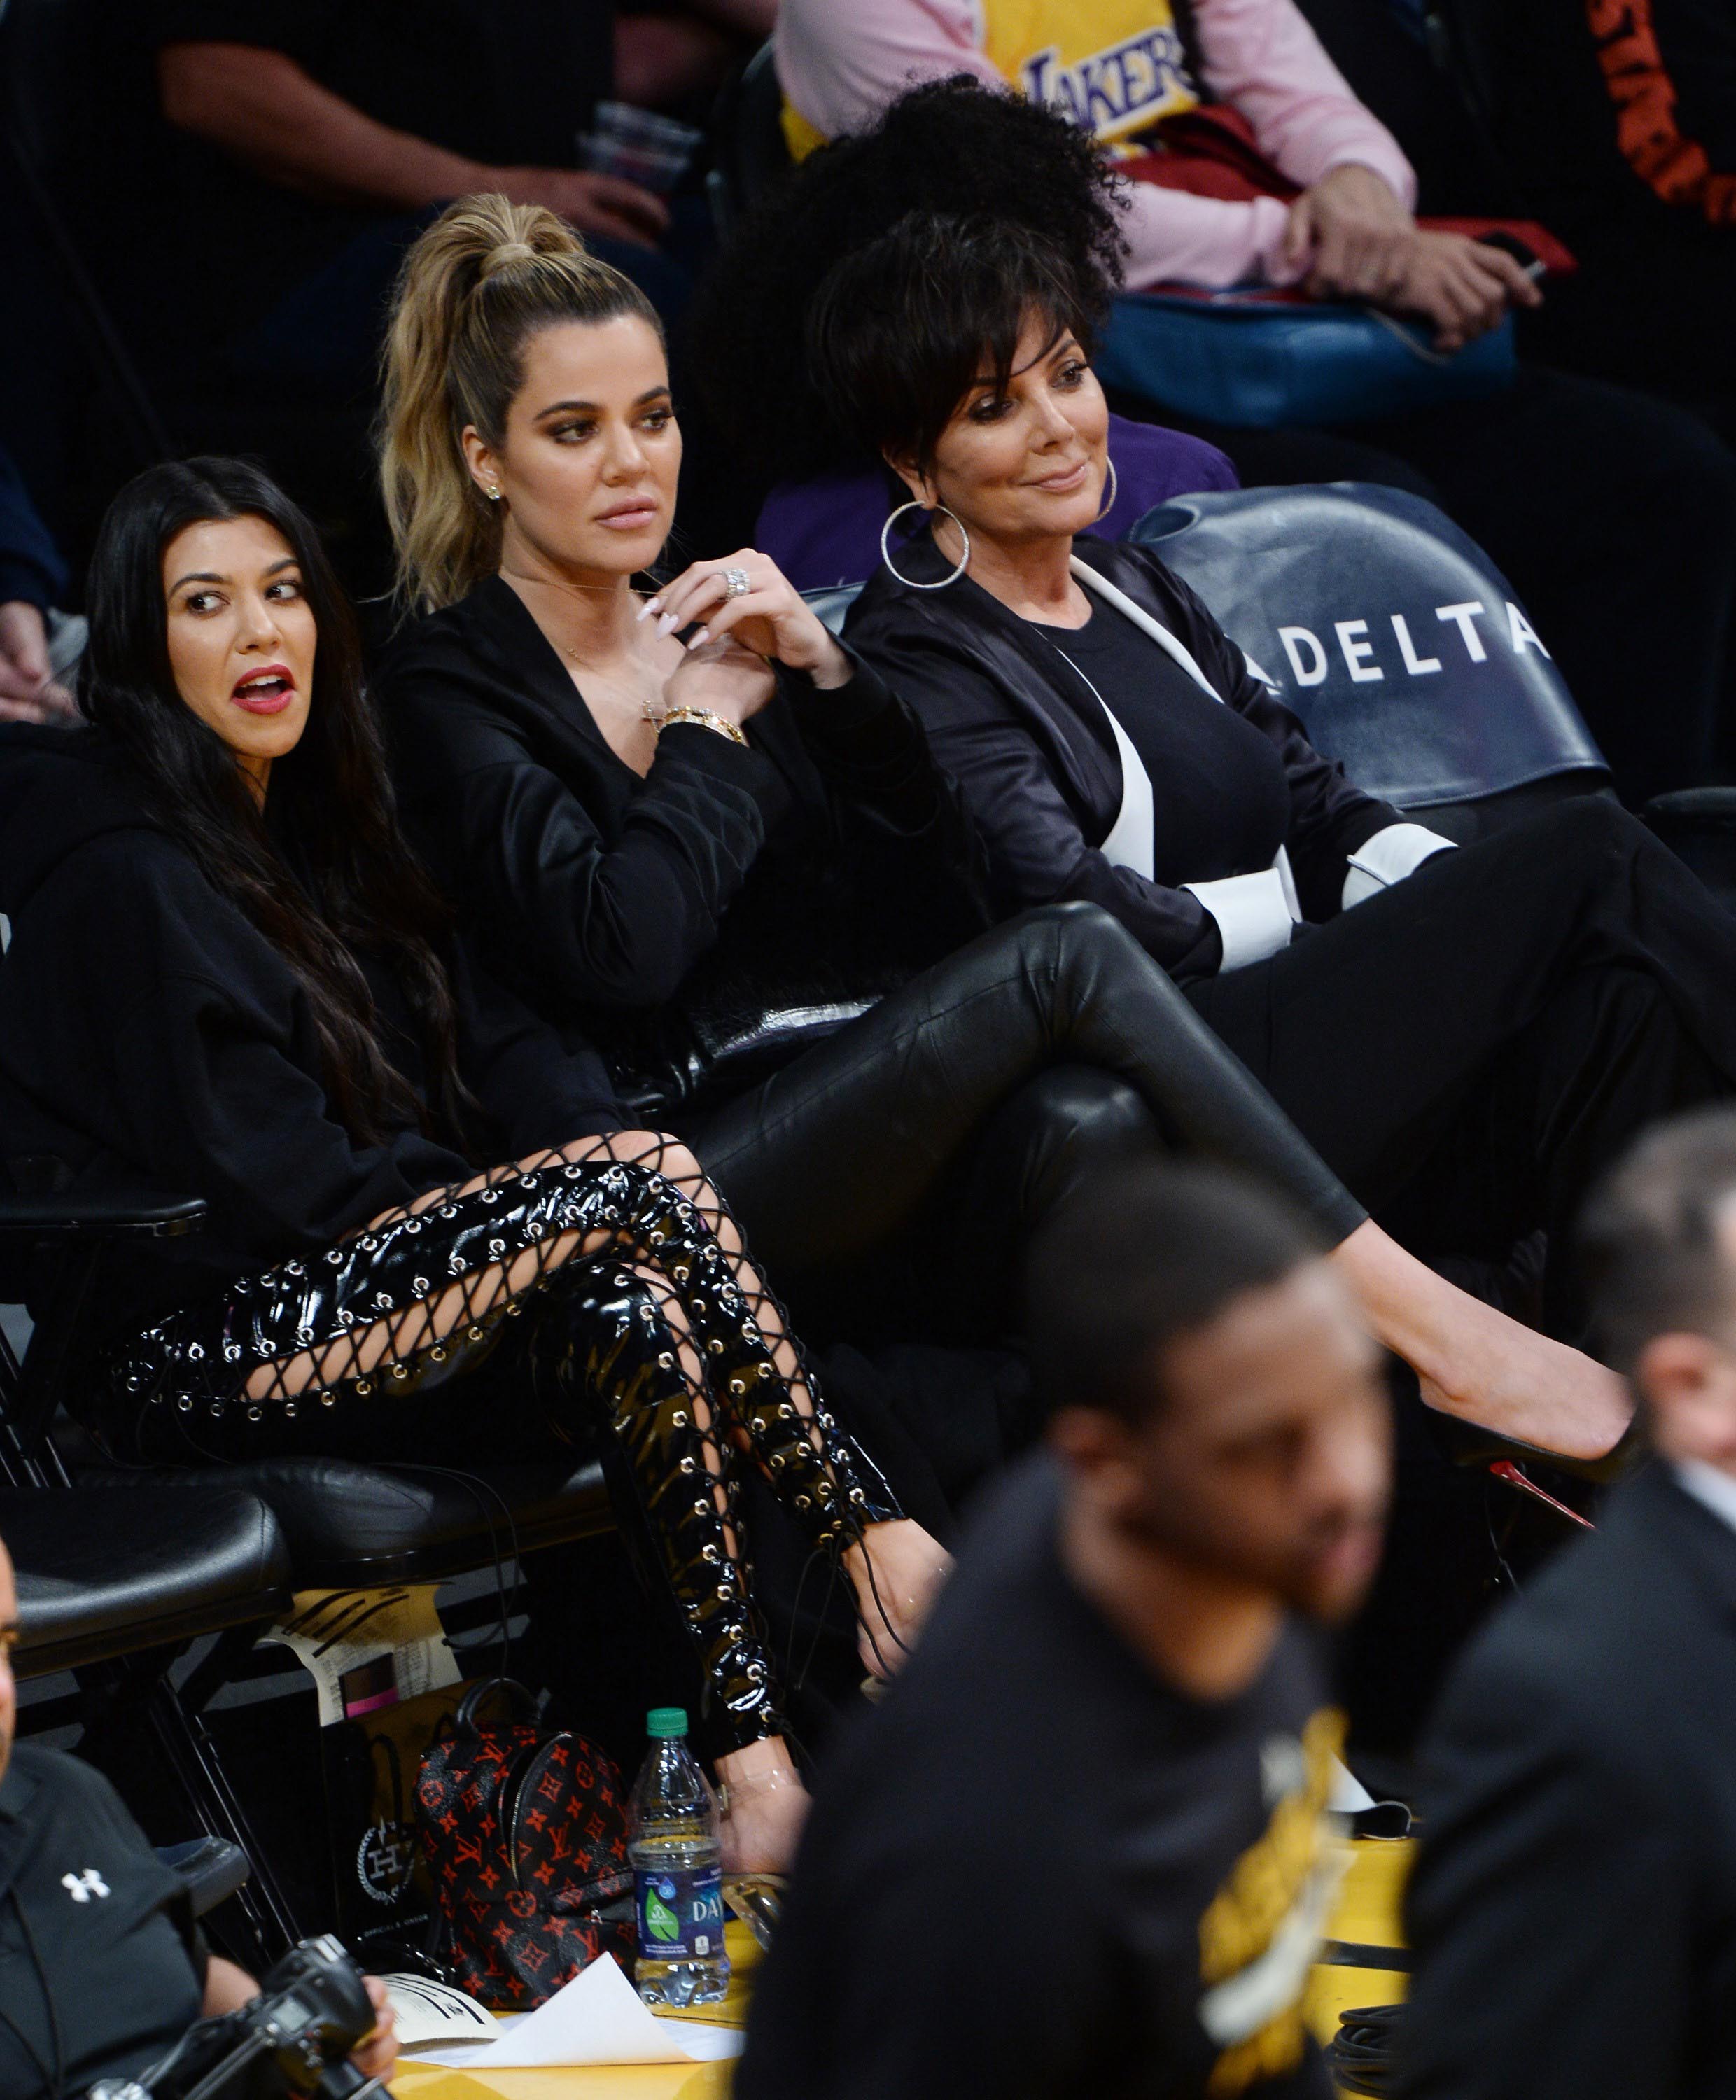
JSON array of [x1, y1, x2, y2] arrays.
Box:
[[377, 576, 989, 1113], [846, 533, 1402, 981]]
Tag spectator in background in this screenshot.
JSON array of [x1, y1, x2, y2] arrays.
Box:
[[1457, 0, 1736, 443], [1401, 1105, 1736, 2099], [737, 1161, 1390, 2100], [147, 0, 699, 405], [617, 0, 776, 119], [776, 0, 1539, 335], [706, 77, 1736, 806], [0, 447, 77, 727]]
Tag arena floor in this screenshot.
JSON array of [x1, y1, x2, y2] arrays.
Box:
[[391, 1838, 1413, 2097]]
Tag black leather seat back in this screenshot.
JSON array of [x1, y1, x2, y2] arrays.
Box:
[[1130, 483, 1608, 810], [708, 40, 790, 236], [804, 583, 862, 634]]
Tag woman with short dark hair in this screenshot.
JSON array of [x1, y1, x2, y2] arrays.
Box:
[[827, 206, 1736, 1474], [0, 455, 952, 1871]]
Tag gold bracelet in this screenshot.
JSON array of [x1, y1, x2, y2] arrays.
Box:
[[659, 706, 748, 747]]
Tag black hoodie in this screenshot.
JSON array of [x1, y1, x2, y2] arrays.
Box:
[[0, 723, 622, 1346]]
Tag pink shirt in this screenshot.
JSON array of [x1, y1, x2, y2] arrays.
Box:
[[774, 0, 1418, 290]]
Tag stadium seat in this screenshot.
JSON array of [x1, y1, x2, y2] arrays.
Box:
[[707, 40, 789, 238], [0, 1170, 617, 1954], [1128, 482, 1609, 835]]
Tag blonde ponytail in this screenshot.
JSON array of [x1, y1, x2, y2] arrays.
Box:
[[378, 194, 662, 613]]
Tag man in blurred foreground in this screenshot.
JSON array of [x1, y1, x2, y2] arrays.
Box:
[[1403, 1105, 1736, 2099], [738, 1161, 1392, 2099]]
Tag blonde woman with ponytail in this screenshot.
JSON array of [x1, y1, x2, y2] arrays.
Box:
[[374, 201, 1627, 1768]]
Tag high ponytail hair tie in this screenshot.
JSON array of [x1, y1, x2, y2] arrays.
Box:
[[479, 239, 540, 281]]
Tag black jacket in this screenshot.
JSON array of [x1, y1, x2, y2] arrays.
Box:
[[0, 723, 620, 1344], [845, 534, 1401, 981], [377, 575, 988, 1109], [1402, 1461, 1736, 2099]]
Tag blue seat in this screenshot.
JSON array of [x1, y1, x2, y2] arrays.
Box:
[[1128, 483, 1609, 827]]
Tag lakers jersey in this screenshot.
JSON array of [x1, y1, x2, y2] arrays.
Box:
[[783, 0, 1200, 160]]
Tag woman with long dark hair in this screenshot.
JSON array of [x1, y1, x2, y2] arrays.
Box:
[[0, 456, 950, 1872]]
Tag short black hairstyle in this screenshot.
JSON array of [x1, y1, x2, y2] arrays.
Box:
[[1577, 1105, 1736, 1374], [1024, 1162, 1328, 1424], [693, 76, 1127, 485], [808, 214, 1099, 480]]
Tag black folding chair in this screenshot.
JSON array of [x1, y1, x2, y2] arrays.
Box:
[[0, 1170, 617, 1962]]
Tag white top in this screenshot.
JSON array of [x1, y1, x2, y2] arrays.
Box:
[[1065, 561, 1455, 972]]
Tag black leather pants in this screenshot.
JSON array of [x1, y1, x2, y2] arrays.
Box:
[[107, 1144, 900, 1751], [690, 902, 1366, 1338]]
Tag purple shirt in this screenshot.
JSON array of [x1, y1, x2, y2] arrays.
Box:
[[755, 414, 1240, 593]]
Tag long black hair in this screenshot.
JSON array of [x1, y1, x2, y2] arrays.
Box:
[[694, 77, 1127, 486], [79, 456, 475, 1149]]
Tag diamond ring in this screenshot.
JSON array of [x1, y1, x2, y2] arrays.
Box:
[[722, 567, 752, 599]]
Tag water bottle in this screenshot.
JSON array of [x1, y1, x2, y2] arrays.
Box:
[[627, 1706, 729, 2007]]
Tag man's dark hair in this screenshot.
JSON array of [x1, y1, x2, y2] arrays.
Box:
[[1024, 1163, 1328, 1423], [1578, 1106, 1736, 1373]]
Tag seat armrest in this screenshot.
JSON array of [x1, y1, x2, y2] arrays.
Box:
[[158, 1836, 252, 1919], [0, 1177, 208, 1239], [1642, 789, 1736, 918]]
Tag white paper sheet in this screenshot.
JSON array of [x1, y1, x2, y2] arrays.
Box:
[[393, 1955, 744, 2068]]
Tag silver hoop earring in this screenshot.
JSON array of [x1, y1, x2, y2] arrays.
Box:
[[880, 500, 970, 590], [1093, 455, 1119, 526]]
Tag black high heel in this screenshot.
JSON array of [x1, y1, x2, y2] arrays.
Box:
[[1427, 1408, 1645, 1487]]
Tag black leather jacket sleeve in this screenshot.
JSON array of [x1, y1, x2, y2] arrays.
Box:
[[859, 622, 1230, 979], [846, 545, 1398, 980]]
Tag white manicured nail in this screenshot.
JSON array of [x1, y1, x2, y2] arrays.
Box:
[[637, 598, 659, 622], [688, 626, 710, 649], [657, 612, 678, 636]]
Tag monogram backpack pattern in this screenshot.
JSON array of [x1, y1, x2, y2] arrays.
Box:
[[416, 1680, 636, 2008]]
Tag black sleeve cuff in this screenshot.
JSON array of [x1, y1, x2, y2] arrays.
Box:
[[655, 716, 789, 810]]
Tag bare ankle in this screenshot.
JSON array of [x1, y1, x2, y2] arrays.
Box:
[[715, 1737, 800, 1794]]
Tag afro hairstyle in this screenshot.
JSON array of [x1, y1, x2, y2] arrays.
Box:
[[692, 76, 1128, 487]]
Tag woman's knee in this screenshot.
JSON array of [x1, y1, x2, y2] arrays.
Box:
[[992, 1066, 1166, 1205], [1482, 793, 1652, 890], [1006, 898, 1158, 993]]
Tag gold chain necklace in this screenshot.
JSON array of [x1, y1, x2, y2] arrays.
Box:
[[557, 645, 666, 726]]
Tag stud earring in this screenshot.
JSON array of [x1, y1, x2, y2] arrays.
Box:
[[486, 485, 501, 502]]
